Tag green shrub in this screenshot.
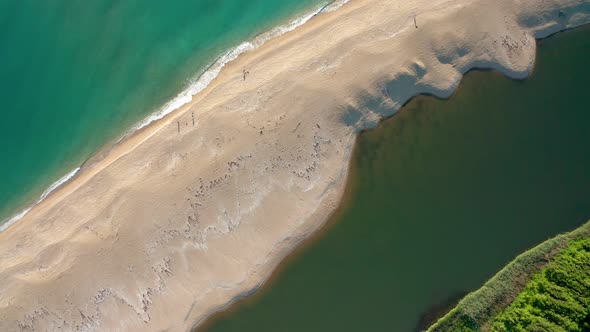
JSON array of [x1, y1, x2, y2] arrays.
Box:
[[490, 238, 590, 332], [427, 221, 590, 332]]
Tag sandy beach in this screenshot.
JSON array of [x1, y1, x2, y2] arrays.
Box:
[[1, 0, 589, 331]]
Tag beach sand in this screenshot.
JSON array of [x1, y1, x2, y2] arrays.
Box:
[[1, 0, 589, 331]]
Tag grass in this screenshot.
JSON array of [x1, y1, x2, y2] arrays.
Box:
[[427, 220, 590, 332]]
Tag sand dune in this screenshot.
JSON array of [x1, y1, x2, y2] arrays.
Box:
[[1, 0, 589, 331]]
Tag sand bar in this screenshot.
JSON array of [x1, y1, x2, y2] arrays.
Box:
[[1, 0, 589, 331]]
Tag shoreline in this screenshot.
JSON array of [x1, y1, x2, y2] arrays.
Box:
[[1, 0, 589, 331], [192, 138, 362, 331], [196, 24, 590, 331], [428, 219, 590, 331], [192, 21, 587, 326], [0, 0, 350, 233]]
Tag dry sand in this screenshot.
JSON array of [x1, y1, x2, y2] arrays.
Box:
[[1, 0, 589, 331]]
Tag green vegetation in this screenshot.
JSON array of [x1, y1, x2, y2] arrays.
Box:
[[491, 237, 590, 331], [428, 221, 590, 332]]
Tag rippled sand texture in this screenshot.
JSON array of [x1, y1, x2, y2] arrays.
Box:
[[1, 0, 589, 331]]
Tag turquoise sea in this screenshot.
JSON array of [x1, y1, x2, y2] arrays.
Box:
[[0, 0, 328, 224]]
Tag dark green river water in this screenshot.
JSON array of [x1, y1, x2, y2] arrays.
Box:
[[201, 26, 590, 332]]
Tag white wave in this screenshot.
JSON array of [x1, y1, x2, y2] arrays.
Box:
[[323, 0, 351, 13], [0, 0, 351, 233], [0, 207, 31, 232], [0, 167, 80, 232], [128, 0, 351, 134], [37, 167, 81, 203]]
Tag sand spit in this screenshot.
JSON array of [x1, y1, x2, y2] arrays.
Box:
[[1, 0, 589, 331]]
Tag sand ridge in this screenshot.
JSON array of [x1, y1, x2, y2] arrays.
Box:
[[1, 0, 589, 331]]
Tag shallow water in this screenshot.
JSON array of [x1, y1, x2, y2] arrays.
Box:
[[0, 0, 325, 222], [201, 26, 590, 332]]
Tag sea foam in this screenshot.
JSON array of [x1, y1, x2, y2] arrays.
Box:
[[129, 0, 349, 134], [0, 0, 350, 232], [0, 167, 80, 232]]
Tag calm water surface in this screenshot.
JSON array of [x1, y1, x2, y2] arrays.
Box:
[[201, 26, 590, 332]]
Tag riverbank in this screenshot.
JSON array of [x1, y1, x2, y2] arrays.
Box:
[[193, 138, 363, 332], [427, 220, 590, 331], [1, 0, 589, 331], [198, 24, 590, 332]]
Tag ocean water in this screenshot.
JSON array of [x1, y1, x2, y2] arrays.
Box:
[[0, 0, 330, 225], [200, 26, 590, 331]]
